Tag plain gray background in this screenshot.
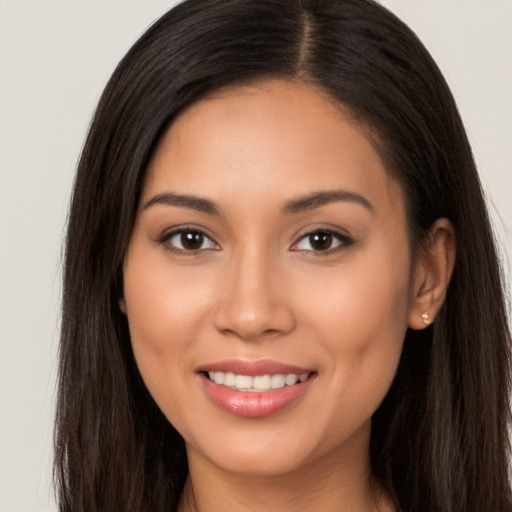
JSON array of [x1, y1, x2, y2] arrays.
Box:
[[1, 1, 511, 511]]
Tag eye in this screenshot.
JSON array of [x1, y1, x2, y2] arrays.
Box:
[[291, 229, 353, 253], [159, 228, 219, 253]]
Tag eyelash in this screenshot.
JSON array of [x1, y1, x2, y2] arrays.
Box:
[[290, 229, 354, 255], [157, 227, 354, 256], [157, 226, 219, 255]]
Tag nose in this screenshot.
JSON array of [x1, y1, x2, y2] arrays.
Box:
[[213, 249, 296, 341]]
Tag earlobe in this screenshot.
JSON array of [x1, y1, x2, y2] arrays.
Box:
[[421, 312, 431, 326], [408, 218, 456, 330], [119, 297, 127, 314]]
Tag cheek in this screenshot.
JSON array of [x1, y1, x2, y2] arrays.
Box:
[[122, 249, 213, 407], [124, 248, 211, 345], [300, 246, 411, 341], [296, 245, 411, 416]]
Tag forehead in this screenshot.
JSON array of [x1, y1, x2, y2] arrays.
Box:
[[142, 80, 404, 216]]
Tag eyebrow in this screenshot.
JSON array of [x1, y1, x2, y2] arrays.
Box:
[[143, 189, 373, 216], [282, 190, 374, 214], [143, 193, 221, 216]]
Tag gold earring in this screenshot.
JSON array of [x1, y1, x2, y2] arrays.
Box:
[[421, 312, 431, 325]]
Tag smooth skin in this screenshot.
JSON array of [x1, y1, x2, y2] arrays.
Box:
[[121, 80, 455, 512]]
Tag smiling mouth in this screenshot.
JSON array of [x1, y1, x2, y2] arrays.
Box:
[[204, 371, 312, 392]]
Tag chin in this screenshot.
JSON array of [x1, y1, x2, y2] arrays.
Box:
[[206, 450, 311, 477], [185, 427, 317, 476]]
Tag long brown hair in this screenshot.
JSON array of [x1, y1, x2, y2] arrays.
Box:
[[55, 1, 512, 510]]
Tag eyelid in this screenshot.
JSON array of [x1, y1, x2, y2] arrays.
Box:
[[157, 225, 220, 253], [290, 227, 354, 254], [155, 224, 353, 255]]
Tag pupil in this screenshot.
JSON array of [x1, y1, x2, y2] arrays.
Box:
[[310, 232, 332, 251], [181, 231, 203, 250]]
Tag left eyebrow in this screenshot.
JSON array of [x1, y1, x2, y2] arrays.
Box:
[[142, 192, 222, 216], [282, 190, 374, 214]]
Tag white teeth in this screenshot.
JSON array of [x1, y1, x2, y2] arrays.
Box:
[[284, 374, 298, 386], [207, 371, 310, 391], [223, 372, 236, 387], [235, 375, 253, 389], [253, 375, 271, 390], [271, 374, 286, 389]]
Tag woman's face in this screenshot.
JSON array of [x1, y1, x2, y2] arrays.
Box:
[[123, 80, 417, 477]]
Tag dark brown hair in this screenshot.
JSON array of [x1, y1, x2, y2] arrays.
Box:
[[55, 1, 512, 510]]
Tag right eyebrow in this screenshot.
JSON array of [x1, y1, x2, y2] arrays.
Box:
[[282, 190, 374, 215], [142, 192, 222, 216]]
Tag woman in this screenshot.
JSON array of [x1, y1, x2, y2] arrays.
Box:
[[54, 0, 512, 511]]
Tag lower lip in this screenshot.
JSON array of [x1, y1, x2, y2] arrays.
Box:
[[199, 373, 315, 417]]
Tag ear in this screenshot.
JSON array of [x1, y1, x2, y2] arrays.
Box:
[[119, 297, 127, 314], [408, 218, 456, 330]]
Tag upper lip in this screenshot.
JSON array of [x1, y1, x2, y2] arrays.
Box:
[[196, 359, 314, 376]]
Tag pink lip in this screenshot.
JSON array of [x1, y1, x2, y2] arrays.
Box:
[[197, 359, 314, 376], [196, 359, 316, 418]]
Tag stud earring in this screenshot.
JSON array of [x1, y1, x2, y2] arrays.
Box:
[[421, 312, 431, 325]]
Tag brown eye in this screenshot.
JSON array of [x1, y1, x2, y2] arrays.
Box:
[[162, 229, 218, 253], [292, 229, 353, 253], [180, 231, 205, 250], [309, 232, 333, 251]]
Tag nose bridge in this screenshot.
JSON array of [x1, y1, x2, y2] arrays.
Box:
[[214, 243, 295, 340]]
